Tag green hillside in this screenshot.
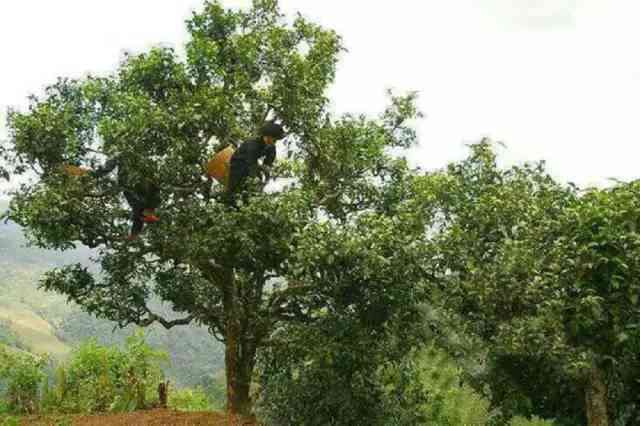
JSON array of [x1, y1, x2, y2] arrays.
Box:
[[0, 303, 70, 358], [0, 201, 224, 387]]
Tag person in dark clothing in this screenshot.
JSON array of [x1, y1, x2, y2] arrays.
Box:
[[91, 157, 161, 239], [227, 121, 285, 206]]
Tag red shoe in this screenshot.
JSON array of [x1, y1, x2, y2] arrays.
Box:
[[126, 234, 138, 241], [143, 214, 160, 223], [142, 209, 160, 223]]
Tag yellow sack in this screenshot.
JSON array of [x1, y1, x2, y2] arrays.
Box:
[[207, 146, 235, 186], [63, 164, 89, 177]]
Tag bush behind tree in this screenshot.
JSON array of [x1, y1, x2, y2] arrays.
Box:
[[46, 331, 168, 413], [423, 140, 640, 424], [0, 348, 47, 414], [0, 331, 172, 415]]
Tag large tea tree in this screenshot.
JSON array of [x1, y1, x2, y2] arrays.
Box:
[[2, 0, 426, 415], [426, 142, 640, 425]]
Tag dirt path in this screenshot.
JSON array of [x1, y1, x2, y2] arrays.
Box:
[[15, 409, 258, 426]]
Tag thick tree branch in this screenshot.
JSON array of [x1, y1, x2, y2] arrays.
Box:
[[137, 308, 195, 329]]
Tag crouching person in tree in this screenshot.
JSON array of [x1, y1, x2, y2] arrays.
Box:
[[226, 121, 285, 207], [91, 156, 161, 239]]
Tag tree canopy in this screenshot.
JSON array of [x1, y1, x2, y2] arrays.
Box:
[[425, 141, 640, 425], [1, 0, 427, 416]]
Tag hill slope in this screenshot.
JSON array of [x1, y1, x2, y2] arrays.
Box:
[[0, 201, 224, 387], [0, 303, 70, 357]]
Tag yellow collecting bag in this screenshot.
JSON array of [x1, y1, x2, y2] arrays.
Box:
[[207, 146, 235, 186], [63, 164, 89, 177]]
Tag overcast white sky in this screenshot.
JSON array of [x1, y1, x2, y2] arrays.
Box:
[[1, 0, 639, 194]]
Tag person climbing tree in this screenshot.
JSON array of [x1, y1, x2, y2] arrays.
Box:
[[226, 121, 285, 206], [91, 156, 161, 239]]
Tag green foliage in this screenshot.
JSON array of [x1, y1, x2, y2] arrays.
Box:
[[52, 342, 124, 412], [258, 221, 424, 425], [0, 348, 48, 414], [256, 323, 427, 426], [196, 371, 226, 410], [120, 331, 170, 408], [56, 309, 224, 389], [256, 335, 557, 426], [425, 140, 640, 423], [43, 331, 168, 414], [0, 417, 19, 426], [169, 387, 212, 412], [398, 344, 557, 426], [412, 346, 491, 426], [510, 416, 555, 426]]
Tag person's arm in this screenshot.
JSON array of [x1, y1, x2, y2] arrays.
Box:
[[258, 144, 276, 182], [90, 158, 118, 178], [245, 142, 261, 177]]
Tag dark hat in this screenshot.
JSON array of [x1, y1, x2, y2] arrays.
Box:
[[259, 121, 286, 140]]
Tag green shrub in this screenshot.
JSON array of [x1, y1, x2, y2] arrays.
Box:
[[409, 346, 556, 426], [0, 331, 170, 415], [413, 346, 491, 426], [169, 387, 212, 411], [256, 323, 428, 426], [122, 330, 169, 408], [196, 371, 226, 410], [47, 330, 168, 414], [39, 375, 55, 413], [0, 416, 20, 426], [510, 416, 555, 426], [51, 340, 125, 413], [0, 347, 47, 414]]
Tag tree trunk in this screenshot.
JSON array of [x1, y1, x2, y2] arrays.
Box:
[[225, 333, 253, 416], [158, 381, 169, 409], [585, 365, 609, 426], [223, 269, 254, 417]]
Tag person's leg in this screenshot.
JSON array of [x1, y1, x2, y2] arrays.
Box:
[[124, 190, 145, 237], [141, 184, 161, 222], [226, 160, 248, 206], [129, 215, 144, 237]]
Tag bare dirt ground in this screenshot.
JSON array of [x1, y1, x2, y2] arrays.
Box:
[[13, 409, 258, 426]]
